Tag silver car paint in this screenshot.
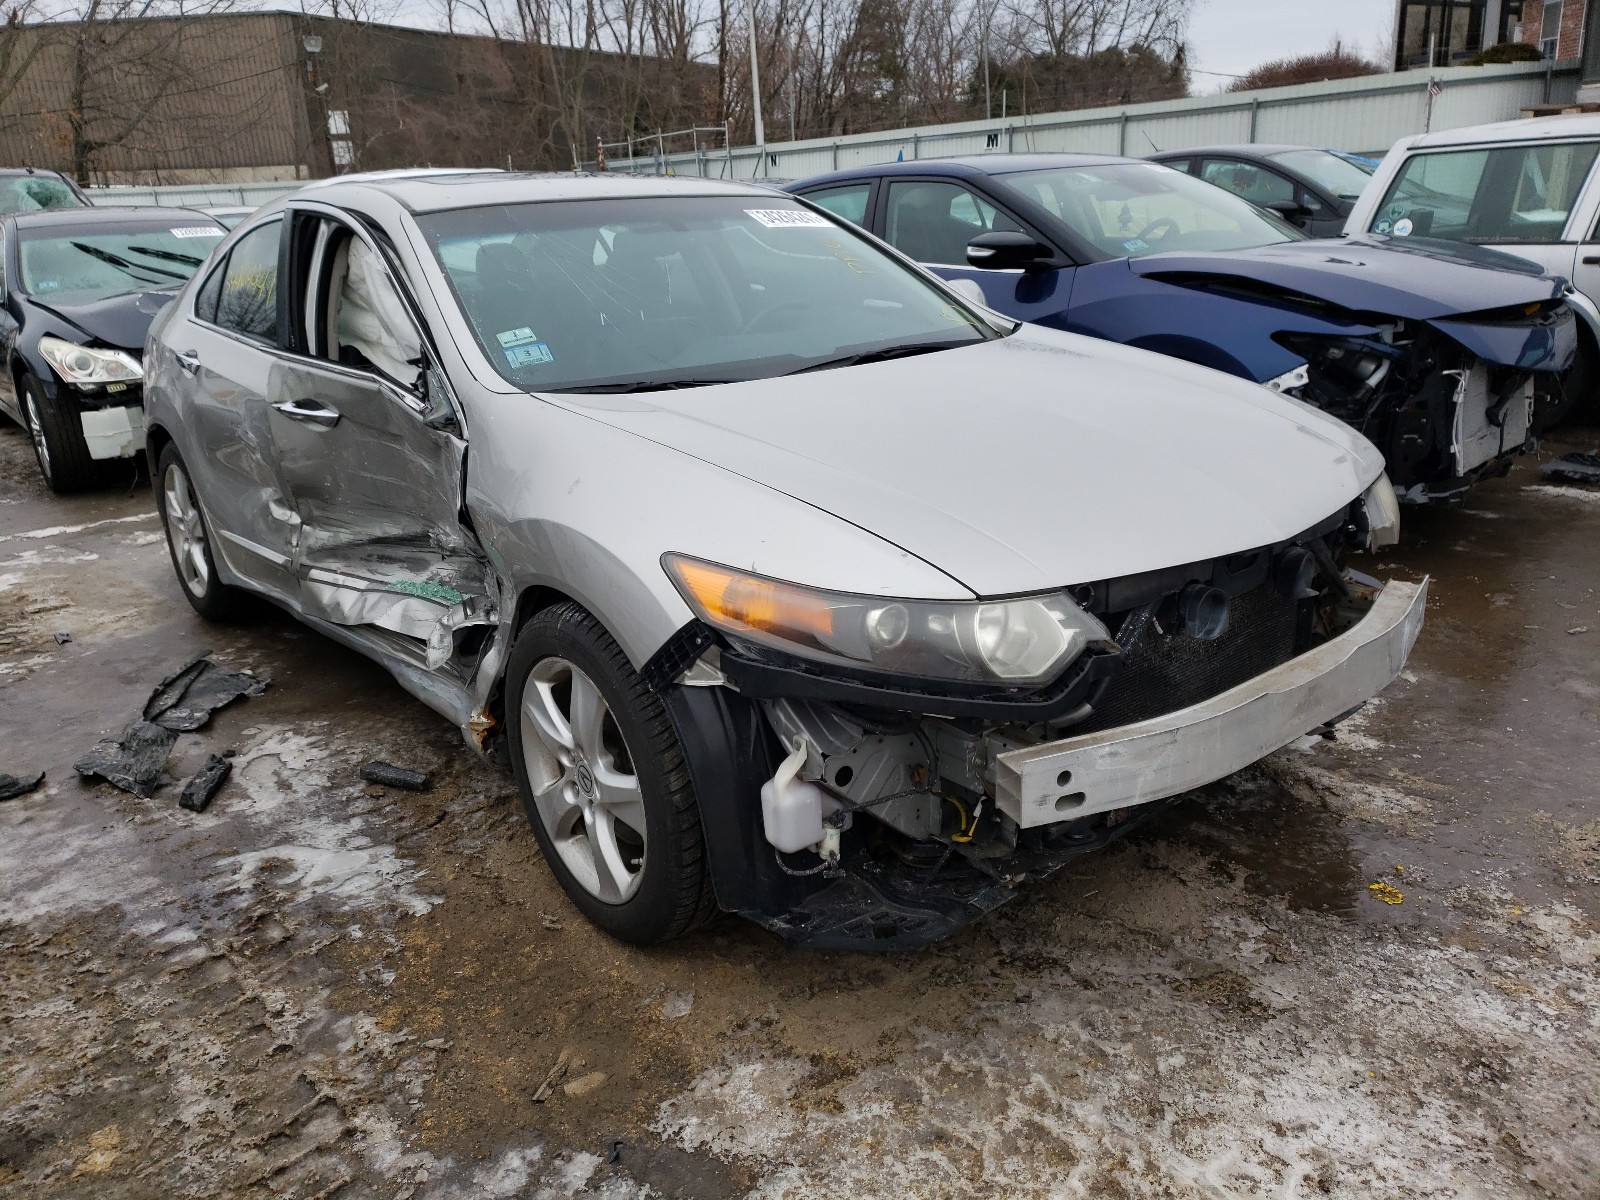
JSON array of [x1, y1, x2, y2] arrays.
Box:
[[145, 173, 1388, 750]]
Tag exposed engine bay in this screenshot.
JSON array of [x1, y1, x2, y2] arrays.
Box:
[[664, 493, 1417, 949]]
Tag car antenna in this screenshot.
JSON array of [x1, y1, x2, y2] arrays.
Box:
[[1143, 132, 1161, 153]]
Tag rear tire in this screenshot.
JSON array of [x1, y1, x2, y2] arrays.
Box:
[[506, 601, 716, 945], [157, 443, 246, 621], [20, 373, 98, 493]]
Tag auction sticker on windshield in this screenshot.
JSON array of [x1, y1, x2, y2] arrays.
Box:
[[746, 209, 831, 228], [170, 226, 220, 238]]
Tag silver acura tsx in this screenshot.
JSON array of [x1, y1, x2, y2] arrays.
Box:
[[143, 172, 1425, 949]]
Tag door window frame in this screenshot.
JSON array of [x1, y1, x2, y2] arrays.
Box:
[[285, 200, 466, 436], [874, 174, 1053, 268], [795, 179, 879, 232], [193, 216, 289, 349]]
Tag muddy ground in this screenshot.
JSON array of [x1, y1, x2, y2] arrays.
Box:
[[0, 417, 1597, 1200]]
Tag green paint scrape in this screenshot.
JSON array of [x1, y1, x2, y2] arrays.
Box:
[[389, 579, 464, 604]]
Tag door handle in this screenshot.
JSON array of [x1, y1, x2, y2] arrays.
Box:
[[175, 349, 201, 374], [272, 398, 341, 428], [1583, 255, 1600, 265]]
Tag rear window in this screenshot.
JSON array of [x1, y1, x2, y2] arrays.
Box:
[[1372, 142, 1600, 244]]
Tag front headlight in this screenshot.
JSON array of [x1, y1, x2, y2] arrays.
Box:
[[39, 335, 143, 385], [664, 555, 1109, 686], [1361, 473, 1401, 550]]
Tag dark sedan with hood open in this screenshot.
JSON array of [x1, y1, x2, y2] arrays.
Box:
[[0, 206, 226, 492], [787, 154, 1580, 504]]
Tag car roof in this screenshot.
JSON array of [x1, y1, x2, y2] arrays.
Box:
[[791, 153, 1144, 189], [300, 170, 789, 214], [0, 167, 74, 179], [1149, 145, 1320, 159], [5, 204, 218, 230], [1400, 112, 1600, 148]]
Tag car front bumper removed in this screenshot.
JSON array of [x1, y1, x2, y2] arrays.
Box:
[[992, 578, 1428, 828]]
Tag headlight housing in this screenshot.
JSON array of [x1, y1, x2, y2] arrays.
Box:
[[1361, 473, 1401, 551], [664, 555, 1109, 686], [39, 336, 143, 386]]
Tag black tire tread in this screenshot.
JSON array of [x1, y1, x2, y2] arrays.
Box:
[[513, 602, 717, 943], [23, 374, 99, 493]]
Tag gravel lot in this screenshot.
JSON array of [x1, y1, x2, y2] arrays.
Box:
[[1, 417, 1597, 1199]]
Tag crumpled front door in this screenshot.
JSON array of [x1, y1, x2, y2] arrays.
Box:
[[267, 359, 493, 670]]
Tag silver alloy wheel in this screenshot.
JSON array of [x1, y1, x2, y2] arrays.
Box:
[[163, 462, 210, 597], [22, 389, 50, 482], [520, 656, 647, 903]]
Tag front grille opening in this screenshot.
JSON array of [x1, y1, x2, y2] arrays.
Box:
[[1079, 582, 1301, 734]]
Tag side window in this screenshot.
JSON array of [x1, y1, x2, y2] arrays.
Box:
[[1200, 159, 1296, 206], [193, 261, 224, 323], [884, 180, 1021, 264], [323, 229, 423, 385], [1376, 142, 1600, 243], [803, 183, 871, 227], [216, 220, 281, 342], [1161, 158, 1194, 175]]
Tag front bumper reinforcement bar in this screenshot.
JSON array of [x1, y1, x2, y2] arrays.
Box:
[[993, 579, 1429, 828]]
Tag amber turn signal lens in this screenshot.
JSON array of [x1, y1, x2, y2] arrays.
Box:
[[666, 556, 835, 639]]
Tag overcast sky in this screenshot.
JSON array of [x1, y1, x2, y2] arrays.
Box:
[[1186, 0, 1397, 89]]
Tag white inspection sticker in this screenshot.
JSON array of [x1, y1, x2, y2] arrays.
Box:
[[746, 208, 831, 228], [171, 226, 220, 238]]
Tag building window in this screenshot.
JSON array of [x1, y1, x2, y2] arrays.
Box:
[[1541, 0, 1563, 55]]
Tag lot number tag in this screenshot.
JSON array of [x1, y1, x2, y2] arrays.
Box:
[[746, 209, 830, 228]]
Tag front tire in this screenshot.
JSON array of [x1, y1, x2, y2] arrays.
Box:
[[20, 373, 97, 493], [157, 444, 245, 621], [506, 602, 716, 944]]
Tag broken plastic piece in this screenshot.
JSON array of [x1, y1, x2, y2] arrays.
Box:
[[359, 761, 431, 791], [179, 755, 232, 813], [0, 772, 45, 802], [52, 631, 72, 645], [74, 721, 178, 798], [1540, 450, 1600, 485], [143, 651, 268, 732]]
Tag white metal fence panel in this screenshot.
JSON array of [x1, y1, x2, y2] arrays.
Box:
[[89, 180, 299, 209], [610, 59, 1578, 180]]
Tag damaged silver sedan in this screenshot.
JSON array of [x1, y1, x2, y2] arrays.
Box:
[[144, 174, 1425, 948]]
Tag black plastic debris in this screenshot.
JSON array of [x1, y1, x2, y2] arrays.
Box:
[[74, 721, 178, 798], [0, 772, 45, 802], [1541, 450, 1600, 485], [359, 761, 431, 792], [52, 631, 72, 645], [144, 650, 268, 732], [179, 755, 232, 813], [605, 1139, 624, 1165]]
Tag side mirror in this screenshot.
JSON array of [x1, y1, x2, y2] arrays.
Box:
[[966, 231, 1055, 272], [1262, 199, 1310, 224]]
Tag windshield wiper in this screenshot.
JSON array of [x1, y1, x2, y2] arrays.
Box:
[[555, 379, 737, 394], [784, 338, 978, 376], [69, 241, 184, 282], [127, 244, 204, 268]]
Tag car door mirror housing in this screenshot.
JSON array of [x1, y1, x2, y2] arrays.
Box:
[[966, 231, 1055, 272], [1262, 199, 1310, 220]]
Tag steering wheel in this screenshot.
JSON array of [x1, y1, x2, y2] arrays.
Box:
[[741, 300, 809, 334], [1136, 217, 1180, 242]]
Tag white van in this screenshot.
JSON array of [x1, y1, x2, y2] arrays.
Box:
[[1346, 114, 1600, 413]]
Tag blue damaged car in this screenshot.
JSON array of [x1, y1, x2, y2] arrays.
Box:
[[786, 154, 1579, 503]]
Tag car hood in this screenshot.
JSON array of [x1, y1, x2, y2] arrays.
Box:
[[26, 288, 176, 351], [1129, 235, 1563, 321], [548, 327, 1385, 596]]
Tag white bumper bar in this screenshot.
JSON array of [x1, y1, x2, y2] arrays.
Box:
[[993, 579, 1428, 828]]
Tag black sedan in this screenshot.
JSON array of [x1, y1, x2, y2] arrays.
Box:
[[1148, 145, 1378, 237], [0, 206, 225, 491]]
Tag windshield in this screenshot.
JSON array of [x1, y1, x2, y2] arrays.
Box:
[[994, 162, 1303, 258], [0, 175, 83, 215], [19, 220, 225, 301], [416, 195, 991, 392], [1269, 149, 1375, 200]]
